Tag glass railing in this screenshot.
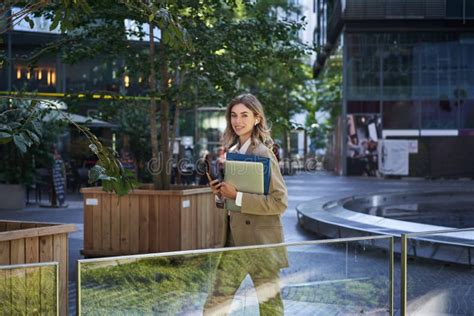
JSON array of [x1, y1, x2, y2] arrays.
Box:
[[78, 236, 394, 315], [0, 262, 58, 315], [401, 228, 474, 315]]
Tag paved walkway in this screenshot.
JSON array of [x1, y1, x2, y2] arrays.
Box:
[[1, 172, 473, 315], [284, 172, 474, 316]]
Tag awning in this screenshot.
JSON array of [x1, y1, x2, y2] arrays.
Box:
[[43, 110, 117, 128], [63, 112, 116, 128], [37, 99, 116, 128]]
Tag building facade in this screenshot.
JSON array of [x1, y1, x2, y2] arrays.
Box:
[[0, 11, 152, 99], [315, 0, 474, 177]]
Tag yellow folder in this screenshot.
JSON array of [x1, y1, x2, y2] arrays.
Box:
[[224, 160, 265, 211]]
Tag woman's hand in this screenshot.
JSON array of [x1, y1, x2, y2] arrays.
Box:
[[220, 182, 237, 200], [209, 179, 222, 199]]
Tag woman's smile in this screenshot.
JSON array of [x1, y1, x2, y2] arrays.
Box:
[[233, 125, 245, 133]]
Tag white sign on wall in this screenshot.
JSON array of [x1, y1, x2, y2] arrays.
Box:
[[378, 140, 410, 176]]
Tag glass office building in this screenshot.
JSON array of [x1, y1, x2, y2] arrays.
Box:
[[316, 0, 474, 177], [346, 32, 474, 130]]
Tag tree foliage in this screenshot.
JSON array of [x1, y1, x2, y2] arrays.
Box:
[[6, 0, 314, 190], [0, 99, 43, 152], [304, 53, 342, 152], [0, 98, 66, 185]]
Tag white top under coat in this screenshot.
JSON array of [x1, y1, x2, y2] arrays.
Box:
[[228, 138, 251, 155]]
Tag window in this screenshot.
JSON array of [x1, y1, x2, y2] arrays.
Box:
[[383, 101, 420, 129], [348, 101, 380, 114], [447, 0, 463, 18], [420, 100, 458, 129], [460, 100, 474, 129]]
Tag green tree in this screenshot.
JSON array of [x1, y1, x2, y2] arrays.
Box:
[[0, 99, 48, 185], [4, 0, 311, 190], [305, 53, 342, 152], [223, 1, 311, 158], [1, 2, 139, 195]]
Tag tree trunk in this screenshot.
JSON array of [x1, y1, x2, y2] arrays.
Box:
[[169, 99, 180, 158], [159, 41, 170, 190], [284, 95, 291, 159], [169, 92, 180, 184], [149, 23, 161, 189], [169, 69, 183, 158], [283, 129, 290, 160], [304, 128, 308, 165]]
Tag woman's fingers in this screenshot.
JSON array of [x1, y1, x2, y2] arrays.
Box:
[[219, 182, 237, 199], [209, 179, 221, 194], [211, 183, 221, 190], [210, 180, 235, 198]]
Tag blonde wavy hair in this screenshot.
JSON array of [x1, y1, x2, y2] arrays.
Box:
[[222, 93, 274, 150]]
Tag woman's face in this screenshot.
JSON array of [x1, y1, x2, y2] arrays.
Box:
[[230, 103, 258, 139]]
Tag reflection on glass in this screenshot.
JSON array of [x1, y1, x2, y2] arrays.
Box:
[[203, 246, 286, 315], [420, 100, 458, 129], [383, 101, 419, 129], [406, 229, 474, 315], [459, 100, 474, 129], [79, 238, 392, 315], [0, 263, 58, 315]]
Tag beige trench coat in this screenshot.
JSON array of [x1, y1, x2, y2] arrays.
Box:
[[219, 141, 288, 268]]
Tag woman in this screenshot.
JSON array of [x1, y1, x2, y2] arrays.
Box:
[[204, 93, 288, 315]]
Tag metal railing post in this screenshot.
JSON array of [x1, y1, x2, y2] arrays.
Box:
[[400, 234, 408, 315], [389, 237, 394, 316], [77, 261, 81, 316]]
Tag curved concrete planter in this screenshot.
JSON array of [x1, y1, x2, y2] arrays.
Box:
[[0, 184, 26, 210], [80, 186, 226, 257]]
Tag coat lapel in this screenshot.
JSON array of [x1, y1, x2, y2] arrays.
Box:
[[246, 140, 263, 155], [245, 144, 254, 155]]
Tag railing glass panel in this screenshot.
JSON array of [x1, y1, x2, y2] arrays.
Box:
[[402, 228, 474, 315], [79, 236, 394, 315], [0, 262, 58, 315]]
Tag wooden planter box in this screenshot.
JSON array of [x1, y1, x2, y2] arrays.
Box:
[[0, 220, 76, 316], [81, 186, 226, 257]]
